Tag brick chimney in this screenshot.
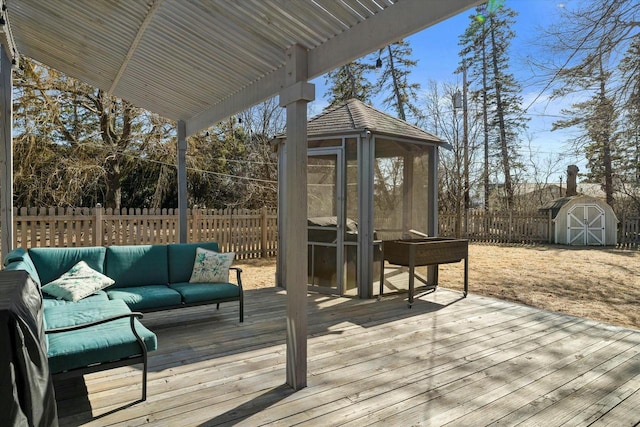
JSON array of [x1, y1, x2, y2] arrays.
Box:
[[566, 165, 579, 196]]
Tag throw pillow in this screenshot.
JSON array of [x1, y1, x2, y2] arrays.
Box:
[[41, 260, 115, 302], [189, 247, 235, 283]]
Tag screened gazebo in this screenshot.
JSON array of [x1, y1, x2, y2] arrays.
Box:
[[275, 99, 447, 298]]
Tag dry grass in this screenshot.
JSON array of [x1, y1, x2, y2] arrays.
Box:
[[235, 243, 640, 330]]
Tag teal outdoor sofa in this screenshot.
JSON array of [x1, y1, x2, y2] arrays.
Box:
[[2, 241, 243, 402]]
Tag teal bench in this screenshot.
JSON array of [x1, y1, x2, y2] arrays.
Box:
[[3, 242, 243, 402]]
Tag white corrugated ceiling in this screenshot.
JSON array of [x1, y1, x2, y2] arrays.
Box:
[[7, 0, 480, 136]]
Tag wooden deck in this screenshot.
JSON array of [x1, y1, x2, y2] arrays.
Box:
[[54, 286, 640, 426]]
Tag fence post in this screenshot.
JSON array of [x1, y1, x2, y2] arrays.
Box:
[[547, 209, 553, 243], [193, 206, 200, 243], [261, 206, 268, 258], [94, 204, 103, 246]]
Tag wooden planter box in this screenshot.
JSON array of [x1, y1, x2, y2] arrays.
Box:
[[381, 238, 468, 306]]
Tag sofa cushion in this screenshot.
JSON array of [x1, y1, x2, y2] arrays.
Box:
[[43, 291, 110, 309], [105, 245, 168, 288], [167, 242, 220, 284], [29, 247, 107, 286], [44, 300, 157, 374], [169, 282, 240, 304], [107, 285, 182, 310], [41, 261, 115, 302], [189, 248, 235, 283]]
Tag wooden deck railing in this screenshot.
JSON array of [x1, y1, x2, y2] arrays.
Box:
[[11, 206, 278, 260]]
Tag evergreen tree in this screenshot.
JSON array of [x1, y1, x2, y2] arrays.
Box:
[[375, 40, 423, 124], [459, 4, 528, 210], [542, 0, 639, 208], [324, 60, 374, 107]]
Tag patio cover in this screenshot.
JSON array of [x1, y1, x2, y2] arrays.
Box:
[[0, 0, 481, 390]]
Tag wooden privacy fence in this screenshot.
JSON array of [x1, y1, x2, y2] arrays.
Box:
[[11, 206, 278, 260], [7, 207, 639, 257], [619, 215, 640, 247], [439, 211, 553, 244], [440, 211, 640, 246]]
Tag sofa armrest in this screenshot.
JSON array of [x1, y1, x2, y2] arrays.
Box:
[[45, 312, 148, 368], [45, 312, 144, 334], [229, 267, 243, 290]]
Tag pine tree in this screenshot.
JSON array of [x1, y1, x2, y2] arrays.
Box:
[[542, 0, 639, 209], [324, 60, 374, 107], [375, 40, 423, 124], [459, 4, 528, 210]]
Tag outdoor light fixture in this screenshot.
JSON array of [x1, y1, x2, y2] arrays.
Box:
[[375, 56, 382, 69]]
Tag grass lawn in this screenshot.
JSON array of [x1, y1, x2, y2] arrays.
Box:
[[236, 243, 640, 330]]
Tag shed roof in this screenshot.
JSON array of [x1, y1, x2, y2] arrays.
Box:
[[6, 0, 480, 136], [306, 98, 445, 144]]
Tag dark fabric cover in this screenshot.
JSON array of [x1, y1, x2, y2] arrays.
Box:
[[29, 247, 107, 286], [105, 245, 169, 288], [45, 300, 157, 374], [3, 257, 41, 286], [107, 285, 181, 310], [167, 241, 220, 283], [169, 282, 240, 304], [0, 270, 58, 427]]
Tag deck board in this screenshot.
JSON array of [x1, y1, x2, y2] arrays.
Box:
[[53, 287, 640, 426]]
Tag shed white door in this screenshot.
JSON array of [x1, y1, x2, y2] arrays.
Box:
[[567, 204, 605, 245]]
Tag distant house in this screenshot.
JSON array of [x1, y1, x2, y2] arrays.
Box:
[[487, 182, 563, 211], [487, 181, 608, 211]]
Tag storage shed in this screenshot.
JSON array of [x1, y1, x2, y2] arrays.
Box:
[[541, 195, 618, 246]]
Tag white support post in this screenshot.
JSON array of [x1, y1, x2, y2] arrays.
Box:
[[279, 44, 314, 391], [0, 45, 13, 257], [177, 120, 188, 243]]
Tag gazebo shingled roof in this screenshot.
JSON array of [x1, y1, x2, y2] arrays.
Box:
[[307, 98, 445, 144]]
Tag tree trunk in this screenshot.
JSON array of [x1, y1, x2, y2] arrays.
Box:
[[387, 45, 407, 122], [481, 33, 490, 211], [490, 19, 513, 210]]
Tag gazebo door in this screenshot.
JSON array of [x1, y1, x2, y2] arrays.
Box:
[[307, 149, 344, 294], [567, 204, 605, 245]]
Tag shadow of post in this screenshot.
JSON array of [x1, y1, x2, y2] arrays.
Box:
[[197, 383, 295, 426]]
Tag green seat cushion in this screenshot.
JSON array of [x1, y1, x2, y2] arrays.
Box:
[[43, 290, 110, 309], [169, 282, 240, 304], [29, 247, 107, 285], [44, 300, 157, 374], [167, 242, 220, 284], [105, 245, 169, 288], [107, 285, 182, 310]]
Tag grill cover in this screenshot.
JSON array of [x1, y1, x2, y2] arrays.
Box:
[[0, 270, 58, 426]]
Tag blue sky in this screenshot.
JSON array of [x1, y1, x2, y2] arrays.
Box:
[[309, 0, 587, 183]]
